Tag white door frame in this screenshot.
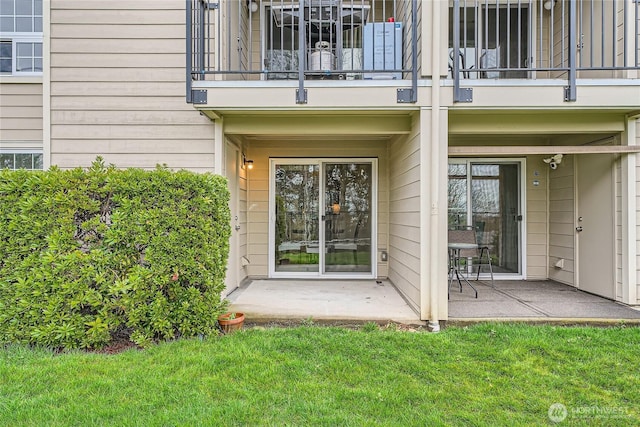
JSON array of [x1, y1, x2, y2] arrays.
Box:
[[268, 158, 378, 279], [223, 142, 240, 296], [448, 157, 527, 279]]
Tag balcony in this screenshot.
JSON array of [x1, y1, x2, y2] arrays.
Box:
[[186, 1, 640, 108], [186, 0, 420, 107], [449, 0, 640, 103]]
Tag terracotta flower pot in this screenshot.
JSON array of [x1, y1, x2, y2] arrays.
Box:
[[218, 312, 245, 333]]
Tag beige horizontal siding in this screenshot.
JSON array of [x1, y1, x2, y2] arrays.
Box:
[[53, 0, 181, 10], [51, 38, 185, 54], [50, 0, 214, 172], [548, 155, 575, 285], [52, 25, 184, 39], [50, 68, 185, 82], [0, 83, 43, 145], [51, 9, 185, 25], [524, 156, 547, 280], [388, 113, 421, 311]]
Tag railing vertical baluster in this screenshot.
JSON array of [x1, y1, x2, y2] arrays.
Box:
[[636, 0, 639, 67], [561, 0, 565, 68], [589, 1, 595, 67], [199, 0, 205, 74], [623, 0, 627, 68], [565, 0, 576, 101], [507, 0, 511, 73], [410, 0, 417, 101], [296, 0, 307, 103], [517, 0, 521, 70], [600, 0, 604, 67], [611, 0, 616, 67]]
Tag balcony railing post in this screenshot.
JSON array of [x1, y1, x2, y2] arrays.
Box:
[[411, 0, 417, 102], [398, 0, 418, 103], [296, 0, 307, 104], [453, 0, 472, 103], [565, 0, 577, 102]]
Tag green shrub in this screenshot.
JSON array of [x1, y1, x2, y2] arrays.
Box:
[[0, 158, 230, 349]]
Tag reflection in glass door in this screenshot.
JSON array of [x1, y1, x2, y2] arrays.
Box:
[[323, 163, 372, 273], [448, 160, 523, 275], [272, 160, 375, 277], [274, 163, 320, 273]]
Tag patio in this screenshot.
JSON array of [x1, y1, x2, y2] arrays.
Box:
[[228, 279, 640, 326], [449, 280, 640, 323]]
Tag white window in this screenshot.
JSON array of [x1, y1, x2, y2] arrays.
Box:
[[0, 151, 43, 170], [0, 0, 43, 75]]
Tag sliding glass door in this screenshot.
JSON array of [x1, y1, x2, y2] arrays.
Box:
[[448, 159, 524, 276], [271, 159, 376, 277]]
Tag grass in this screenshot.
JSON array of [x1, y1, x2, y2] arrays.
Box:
[[1, 323, 639, 426]]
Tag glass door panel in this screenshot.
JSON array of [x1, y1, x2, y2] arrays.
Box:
[[448, 161, 522, 276], [323, 163, 372, 273], [274, 163, 320, 273]]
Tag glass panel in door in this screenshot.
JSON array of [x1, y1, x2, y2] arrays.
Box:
[[471, 163, 520, 274], [274, 163, 320, 272], [323, 163, 372, 273], [448, 161, 521, 275]]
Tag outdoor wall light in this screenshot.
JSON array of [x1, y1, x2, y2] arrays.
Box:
[[243, 154, 254, 170], [332, 203, 341, 215], [543, 154, 563, 170], [543, 0, 557, 10], [247, 0, 258, 13]]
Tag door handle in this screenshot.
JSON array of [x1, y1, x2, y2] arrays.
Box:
[[576, 226, 583, 232]]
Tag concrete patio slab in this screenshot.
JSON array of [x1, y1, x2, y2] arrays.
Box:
[[227, 278, 640, 326], [449, 280, 640, 322], [227, 279, 422, 325]]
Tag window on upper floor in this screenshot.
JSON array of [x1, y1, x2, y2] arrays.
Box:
[[0, 0, 43, 75], [0, 151, 43, 170]]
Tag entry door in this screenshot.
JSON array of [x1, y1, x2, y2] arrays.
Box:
[[448, 160, 523, 276], [271, 159, 375, 277], [576, 154, 615, 298]]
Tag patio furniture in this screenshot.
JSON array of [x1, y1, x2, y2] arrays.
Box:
[[448, 242, 479, 299], [448, 227, 495, 298]]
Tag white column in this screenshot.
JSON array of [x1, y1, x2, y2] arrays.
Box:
[[621, 116, 638, 304]]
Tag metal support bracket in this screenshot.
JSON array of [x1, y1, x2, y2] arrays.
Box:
[[191, 89, 207, 104], [397, 88, 416, 103], [454, 87, 473, 103], [564, 85, 577, 102], [296, 89, 307, 104]]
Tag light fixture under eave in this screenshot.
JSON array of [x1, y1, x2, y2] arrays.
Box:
[[543, 0, 557, 10], [247, 0, 258, 13], [243, 154, 254, 170]]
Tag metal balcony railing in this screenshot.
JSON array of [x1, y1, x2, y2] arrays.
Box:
[[187, 0, 419, 104], [451, 0, 640, 102]]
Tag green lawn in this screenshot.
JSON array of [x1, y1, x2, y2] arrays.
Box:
[[1, 323, 639, 426]]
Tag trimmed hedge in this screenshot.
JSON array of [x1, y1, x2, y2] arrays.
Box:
[[0, 159, 230, 349]]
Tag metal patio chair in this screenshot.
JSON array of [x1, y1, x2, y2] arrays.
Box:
[[448, 226, 494, 288]]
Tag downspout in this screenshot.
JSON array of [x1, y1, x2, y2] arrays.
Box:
[[428, 0, 442, 332]]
